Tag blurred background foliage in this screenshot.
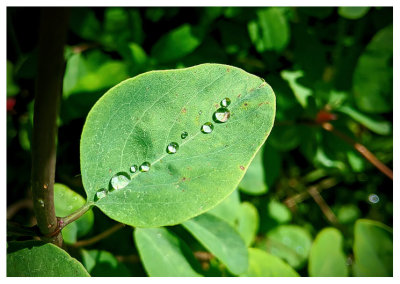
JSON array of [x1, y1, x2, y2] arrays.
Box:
[[7, 7, 393, 276]]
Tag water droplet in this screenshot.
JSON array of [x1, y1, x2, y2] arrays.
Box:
[[139, 162, 151, 172], [38, 199, 44, 207], [220, 97, 231, 107], [201, 122, 214, 134], [368, 193, 380, 204], [181, 131, 188, 139], [130, 165, 138, 173], [95, 188, 108, 201], [166, 142, 179, 154], [198, 110, 203, 115], [110, 173, 130, 190], [213, 107, 231, 123]]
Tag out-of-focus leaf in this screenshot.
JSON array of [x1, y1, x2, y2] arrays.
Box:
[[338, 7, 370, 19], [347, 151, 365, 172], [236, 202, 259, 246], [336, 204, 361, 224], [298, 7, 334, 19], [151, 24, 202, 63], [308, 228, 348, 276], [81, 249, 131, 276], [69, 7, 102, 41], [353, 25, 393, 113], [267, 199, 292, 224], [338, 105, 392, 135], [269, 125, 301, 151], [7, 241, 89, 277], [353, 219, 393, 276], [241, 248, 299, 277], [239, 146, 266, 195], [266, 225, 313, 269], [248, 8, 290, 52], [134, 227, 201, 277], [281, 70, 313, 108], [208, 189, 240, 227], [54, 183, 94, 244], [7, 60, 19, 96], [183, 213, 248, 275]]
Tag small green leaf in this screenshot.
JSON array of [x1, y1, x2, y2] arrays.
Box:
[[266, 225, 313, 269], [7, 60, 20, 97], [241, 248, 299, 277], [54, 183, 94, 244], [69, 7, 102, 41], [338, 7, 370, 19], [267, 199, 292, 224], [248, 8, 290, 52], [81, 249, 131, 276], [236, 202, 259, 246], [134, 227, 202, 277], [353, 219, 393, 276], [151, 24, 202, 63], [353, 25, 393, 113], [183, 213, 248, 275], [337, 204, 361, 224], [239, 146, 266, 195], [308, 228, 348, 276], [7, 241, 90, 277], [338, 105, 392, 135], [281, 70, 313, 108], [80, 63, 275, 227], [208, 189, 241, 226]]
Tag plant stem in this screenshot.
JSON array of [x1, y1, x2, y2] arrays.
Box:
[[60, 202, 94, 230], [31, 8, 69, 247], [321, 122, 393, 180], [71, 223, 125, 248]]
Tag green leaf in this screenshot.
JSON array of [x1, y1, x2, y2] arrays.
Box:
[[281, 70, 313, 108], [266, 199, 292, 224], [338, 105, 392, 135], [7, 241, 90, 277], [308, 228, 348, 276], [241, 248, 299, 277], [236, 202, 259, 246], [266, 225, 313, 269], [336, 204, 361, 224], [338, 7, 370, 19], [248, 8, 290, 52], [69, 8, 102, 41], [239, 146, 266, 195], [54, 183, 94, 244], [80, 63, 275, 227], [7, 60, 19, 97], [134, 227, 202, 277], [353, 25, 393, 113], [81, 249, 131, 276], [151, 24, 202, 63], [182, 213, 248, 275], [353, 219, 393, 276], [208, 189, 241, 226]]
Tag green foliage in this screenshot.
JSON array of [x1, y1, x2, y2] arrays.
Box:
[[81, 249, 131, 276], [308, 228, 348, 276], [7, 241, 90, 277], [80, 63, 275, 227]]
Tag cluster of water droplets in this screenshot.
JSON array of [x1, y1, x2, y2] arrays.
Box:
[[95, 97, 232, 202]]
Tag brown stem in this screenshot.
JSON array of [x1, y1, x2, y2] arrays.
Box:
[[72, 223, 125, 248], [321, 122, 393, 180], [308, 186, 339, 225], [31, 8, 69, 247]]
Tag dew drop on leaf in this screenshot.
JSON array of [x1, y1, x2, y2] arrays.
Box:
[[181, 131, 188, 139], [110, 173, 130, 190], [166, 142, 179, 154], [220, 97, 231, 107], [95, 188, 108, 201], [201, 122, 214, 134], [139, 162, 151, 172], [38, 199, 44, 207], [213, 107, 231, 123], [130, 165, 138, 173]]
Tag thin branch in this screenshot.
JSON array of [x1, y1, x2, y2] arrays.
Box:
[[7, 199, 33, 219], [321, 122, 393, 180], [308, 186, 339, 225], [31, 8, 69, 247], [71, 223, 125, 248], [59, 202, 94, 230]]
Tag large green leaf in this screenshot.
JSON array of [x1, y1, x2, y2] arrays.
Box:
[[134, 227, 202, 277], [308, 228, 348, 277], [353, 25, 393, 113], [236, 202, 259, 246], [266, 225, 313, 269], [241, 248, 299, 277], [7, 241, 90, 277], [353, 219, 393, 276], [54, 183, 94, 244], [81, 249, 131, 276], [182, 213, 248, 275], [338, 7, 370, 19], [80, 63, 276, 227]]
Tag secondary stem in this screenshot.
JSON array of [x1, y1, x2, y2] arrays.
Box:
[[71, 223, 125, 248], [31, 8, 69, 247], [60, 202, 94, 230]]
